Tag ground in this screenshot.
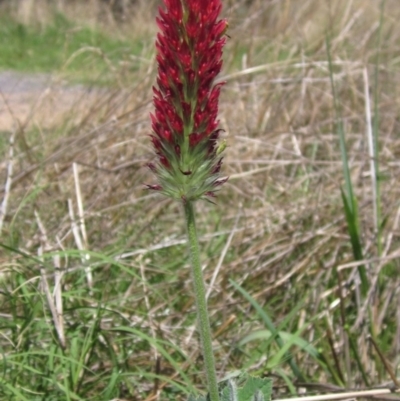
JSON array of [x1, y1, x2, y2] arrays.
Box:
[[0, 71, 100, 131]]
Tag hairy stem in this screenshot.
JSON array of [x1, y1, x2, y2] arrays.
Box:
[[184, 200, 219, 401]]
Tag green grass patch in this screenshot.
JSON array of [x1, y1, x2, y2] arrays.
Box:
[[0, 14, 146, 84]]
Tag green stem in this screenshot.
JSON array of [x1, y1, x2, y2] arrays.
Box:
[[184, 200, 219, 401]]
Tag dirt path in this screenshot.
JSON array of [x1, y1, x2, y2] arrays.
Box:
[[0, 71, 98, 131]]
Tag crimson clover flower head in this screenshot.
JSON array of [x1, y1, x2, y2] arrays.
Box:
[[147, 0, 228, 203]]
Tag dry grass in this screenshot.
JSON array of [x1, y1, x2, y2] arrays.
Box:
[[1, 0, 400, 399], [1, 0, 158, 34]]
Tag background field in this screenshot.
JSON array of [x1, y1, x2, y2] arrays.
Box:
[[0, 0, 399, 400]]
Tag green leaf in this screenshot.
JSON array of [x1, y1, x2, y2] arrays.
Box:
[[108, 326, 196, 394], [239, 329, 323, 363], [253, 390, 265, 401], [219, 374, 272, 401], [0, 377, 31, 401], [221, 379, 238, 401], [237, 375, 272, 401], [230, 280, 305, 381], [340, 188, 368, 295], [326, 29, 369, 296]]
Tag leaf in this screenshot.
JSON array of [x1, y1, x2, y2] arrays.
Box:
[[221, 379, 238, 401], [108, 326, 195, 393], [237, 375, 272, 401], [230, 279, 305, 382], [219, 374, 272, 401], [340, 188, 368, 295], [239, 329, 324, 364]]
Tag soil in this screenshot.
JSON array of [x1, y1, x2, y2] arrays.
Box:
[[0, 71, 99, 132]]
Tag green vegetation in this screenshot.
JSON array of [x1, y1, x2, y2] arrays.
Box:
[[1, 0, 399, 400], [0, 13, 146, 84]]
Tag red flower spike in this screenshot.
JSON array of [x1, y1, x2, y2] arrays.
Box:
[[147, 0, 228, 201]]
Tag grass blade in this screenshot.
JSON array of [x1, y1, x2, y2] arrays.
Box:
[[326, 34, 369, 296], [230, 279, 305, 381]]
